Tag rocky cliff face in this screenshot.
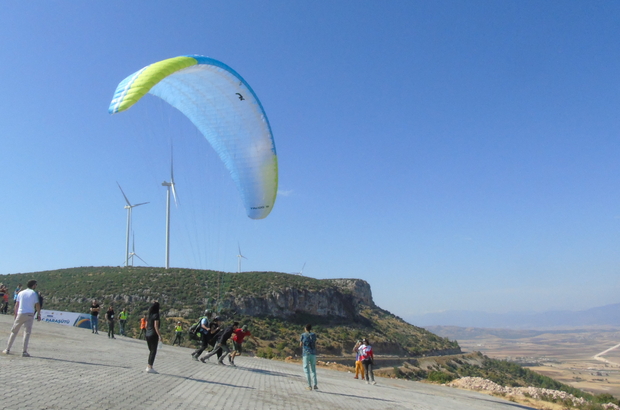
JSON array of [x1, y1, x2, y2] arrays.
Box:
[[222, 279, 373, 319]]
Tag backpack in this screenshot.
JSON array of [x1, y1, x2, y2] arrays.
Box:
[[302, 332, 316, 352], [188, 316, 207, 341]]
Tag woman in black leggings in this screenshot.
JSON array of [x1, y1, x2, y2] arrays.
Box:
[[145, 301, 162, 373]]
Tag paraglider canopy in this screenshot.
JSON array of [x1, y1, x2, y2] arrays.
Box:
[[109, 55, 278, 219]]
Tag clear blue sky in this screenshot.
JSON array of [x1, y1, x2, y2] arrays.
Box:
[[1, 1, 619, 320]]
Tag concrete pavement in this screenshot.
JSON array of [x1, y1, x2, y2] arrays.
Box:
[[0, 315, 533, 410]]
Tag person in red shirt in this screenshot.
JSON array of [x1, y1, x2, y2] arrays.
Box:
[[2, 293, 9, 314], [229, 325, 258, 366]]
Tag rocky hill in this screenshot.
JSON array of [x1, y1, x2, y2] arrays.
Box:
[[0, 266, 459, 358]]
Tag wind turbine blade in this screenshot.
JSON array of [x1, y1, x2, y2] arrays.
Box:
[[133, 202, 150, 207], [116, 182, 131, 206], [170, 149, 175, 183], [134, 254, 150, 266], [169, 146, 179, 207], [171, 182, 178, 207], [242, 256, 248, 260]]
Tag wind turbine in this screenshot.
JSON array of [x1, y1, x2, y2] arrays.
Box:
[[127, 232, 150, 267], [237, 243, 247, 273], [117, 182, 149, 268], [162, 151, 178, 269], [299, 262, 306, 276]]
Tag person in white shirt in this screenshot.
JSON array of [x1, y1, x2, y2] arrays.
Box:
[[3, 279, 41, 357]]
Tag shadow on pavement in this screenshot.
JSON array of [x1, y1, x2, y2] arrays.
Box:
[[37, 356, 133, 369], [234, 366, 303, 379], [161, 373, 256, 389], [317, 391, 398, 404]]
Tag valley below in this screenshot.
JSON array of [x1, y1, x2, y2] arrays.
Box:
[[428, 325, 620, 397]]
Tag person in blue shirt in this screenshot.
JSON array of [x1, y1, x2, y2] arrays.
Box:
[[299, 323, 318, 391]]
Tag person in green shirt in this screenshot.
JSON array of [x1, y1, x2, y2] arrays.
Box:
[[118, 308, 128, 336], [172, 321, 183, 346]]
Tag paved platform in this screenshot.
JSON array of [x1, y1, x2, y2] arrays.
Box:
[[0, 315, 533, 409]]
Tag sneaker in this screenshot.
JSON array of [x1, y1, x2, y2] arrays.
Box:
[[371, 381, 376, 385], [2, 350, 9, 355], [217, 360, 225, 366], [22, 352, 30, 357], [353, 376, 358, 379], [200, 357, 207, 363], [313, 385, 318, 390], [230, 362, 237, 367], [145, 367, 158, 374], [305, 386, 312, 391], [366, 381, 369, 385], [191, 353, 199, 361]]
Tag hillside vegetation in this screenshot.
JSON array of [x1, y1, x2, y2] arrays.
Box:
[[0, 266, 458, 357]]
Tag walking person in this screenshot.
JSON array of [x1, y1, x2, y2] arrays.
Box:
[[357, 338, 375, 385], [299, 323, 318, 391], [118, 308, 128, 336], [191, 312, 215, 360], [172, 321, 183, 346], [105, 305, 116, 339], [145, 301, 163, 373], [201, 320, 237, 365], [89, 300, 100, 334], [353, 340, 365, 380], [3, 279, 41, 357], [229, 325, 258, 366]]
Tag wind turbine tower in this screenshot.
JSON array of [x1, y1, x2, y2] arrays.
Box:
[[117, 182, 149, 268], [127, 232, 149, 267], [162, 153, 178, 269], [237, 243, 247, 273]]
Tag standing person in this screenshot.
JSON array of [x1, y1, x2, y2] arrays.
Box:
[[201, 321, 237, 365], [0, 284, 5, 313], [353, 340, 365, 380], [138, 315, 147, 340], [12, 283, 21, 313], [172, 321, 183, 346], [229, 325, 258, 366], [89, 300, 100, 334], [145, 301, 163, 373], [357, 338, 375, 385], [105, 305, 116, 339], [2, 293, 9, 314], [118, 308, 128, 336], [299, 323, 318, 391], [2, 279, 41, 357]]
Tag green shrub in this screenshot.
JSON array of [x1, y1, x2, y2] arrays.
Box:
[[427, 371, 455, 383]]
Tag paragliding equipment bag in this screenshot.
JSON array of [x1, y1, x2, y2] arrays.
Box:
[[188, 317, 207, 341]]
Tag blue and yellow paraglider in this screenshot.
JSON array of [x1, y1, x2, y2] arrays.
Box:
[[109, 55, 278, 219]]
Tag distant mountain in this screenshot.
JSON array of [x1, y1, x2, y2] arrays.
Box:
[[407, 303, 620, 329]]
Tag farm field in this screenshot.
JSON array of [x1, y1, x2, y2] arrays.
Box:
[[454, 327, 620, 396]]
